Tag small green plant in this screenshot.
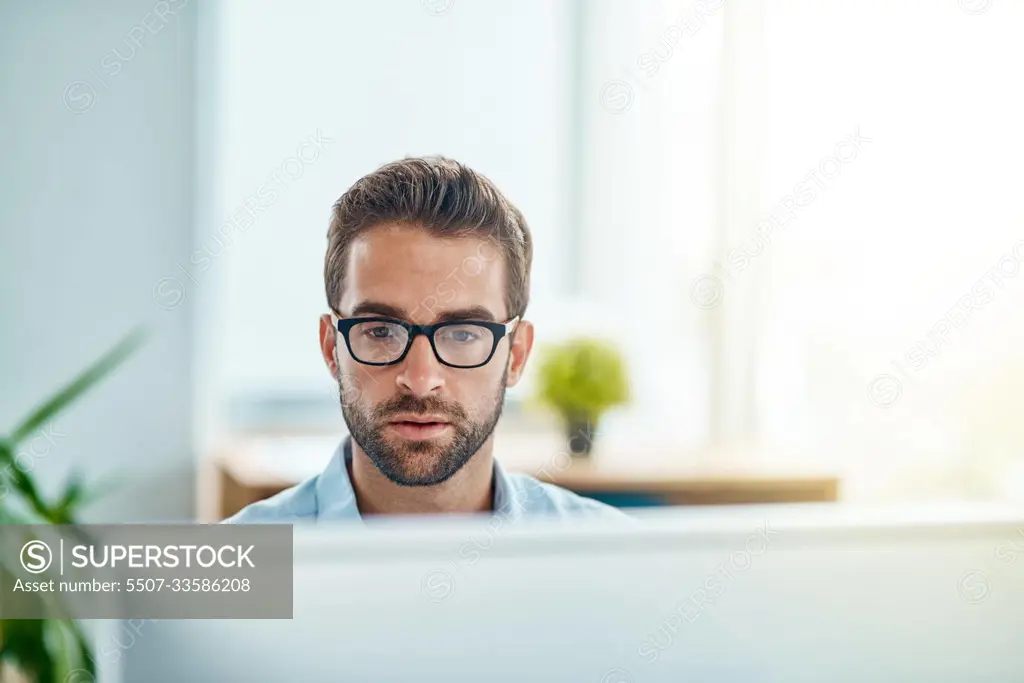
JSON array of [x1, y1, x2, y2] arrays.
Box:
[[533, 337, 629, 454], [0, 327, 147, 683]]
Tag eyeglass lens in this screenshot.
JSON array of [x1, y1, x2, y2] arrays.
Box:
[[348, 321, 496, 366]]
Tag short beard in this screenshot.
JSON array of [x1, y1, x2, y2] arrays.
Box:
[[338, 365, 508, 487]]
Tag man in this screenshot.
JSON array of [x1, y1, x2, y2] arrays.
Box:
[[227, 156, 622, 523]]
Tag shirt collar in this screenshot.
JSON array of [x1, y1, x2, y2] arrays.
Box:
[[314, 435, 522, 522]]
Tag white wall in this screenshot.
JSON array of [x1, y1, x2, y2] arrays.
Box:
[[750, 0, 1024, 497], [574, 0, 724, 449], [0, 0, 195, 521]]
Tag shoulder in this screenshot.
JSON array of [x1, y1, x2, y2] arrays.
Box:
[[505, 472, 630, 519], [221, 476, 319, 524]]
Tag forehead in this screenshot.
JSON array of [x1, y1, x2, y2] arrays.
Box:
[[339, 224, 507, 323]]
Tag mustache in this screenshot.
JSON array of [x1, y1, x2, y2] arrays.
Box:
[[373, 394, 468, 422]]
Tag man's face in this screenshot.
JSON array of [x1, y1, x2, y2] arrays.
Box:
[[320, 224, 532, 486]]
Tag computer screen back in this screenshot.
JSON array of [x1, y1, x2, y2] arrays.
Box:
[[115, 503, 1024, 683]]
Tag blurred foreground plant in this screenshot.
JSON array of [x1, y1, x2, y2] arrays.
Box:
[[0, 328, 147, 683]]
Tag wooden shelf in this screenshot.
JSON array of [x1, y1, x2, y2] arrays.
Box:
[[206, 431, 840, 520]]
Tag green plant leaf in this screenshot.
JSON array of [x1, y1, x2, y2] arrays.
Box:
[[0, 617, 95, 683], [9, 326, 149, 445], [1, 618, 57, 683], [0, 327, 144, 683], [66, 621, 96, 680], [0, 457, 51, 524], [49, 471, 122, 527], [50, 474, 86, 521], [534, 337, 630, 424]]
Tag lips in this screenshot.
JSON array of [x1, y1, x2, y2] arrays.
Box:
[[388, 414, 449, 425], [386, 416, 452, 439]]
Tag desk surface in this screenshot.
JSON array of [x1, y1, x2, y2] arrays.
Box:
[[210, 431, 840, 517]]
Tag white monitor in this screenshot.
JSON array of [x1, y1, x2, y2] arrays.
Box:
[[106, 502, 1024, 682]]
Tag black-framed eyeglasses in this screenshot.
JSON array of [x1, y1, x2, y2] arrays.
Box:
[[330, 312, 520, 369]]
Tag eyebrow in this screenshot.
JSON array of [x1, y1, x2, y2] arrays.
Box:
[[434, 306, 498, 323], [347, 301, 406, 319], [346, 301, 499, 323]]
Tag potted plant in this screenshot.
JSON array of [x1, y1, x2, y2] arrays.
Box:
[[533, 337, 629, 456], [0, 328, 147, 683]]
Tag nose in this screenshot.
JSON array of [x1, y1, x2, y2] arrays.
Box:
[[395, 334, 445, 396]]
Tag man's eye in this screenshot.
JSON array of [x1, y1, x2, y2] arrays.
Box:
[[441, 328, 480, 343], [366, 326, 394, 339]]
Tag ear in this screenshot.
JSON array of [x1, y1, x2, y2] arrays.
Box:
[[319, 314, 340, 379], [504, 319, 534, 388]]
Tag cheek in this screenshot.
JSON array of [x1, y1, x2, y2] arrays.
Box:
[[450, 370, 503, 413], [361, 382, 395, 411], [337, 366, 385, 410]]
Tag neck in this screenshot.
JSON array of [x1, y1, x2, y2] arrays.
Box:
[[349, 435, 496, 516]]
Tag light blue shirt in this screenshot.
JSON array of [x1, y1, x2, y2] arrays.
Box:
[[225, 435, 625, 523]]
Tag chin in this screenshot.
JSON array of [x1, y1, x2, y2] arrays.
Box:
[[393, 444, 470, 487], [386, 433, 452, 453], [389, 462, 460, 487], [358, 418, 486, 487]]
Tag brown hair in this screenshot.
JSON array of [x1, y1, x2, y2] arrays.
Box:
[[325, 156, 533, 319]]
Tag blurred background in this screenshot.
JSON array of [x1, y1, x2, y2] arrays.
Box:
[[2, 0, 1023, 522]]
